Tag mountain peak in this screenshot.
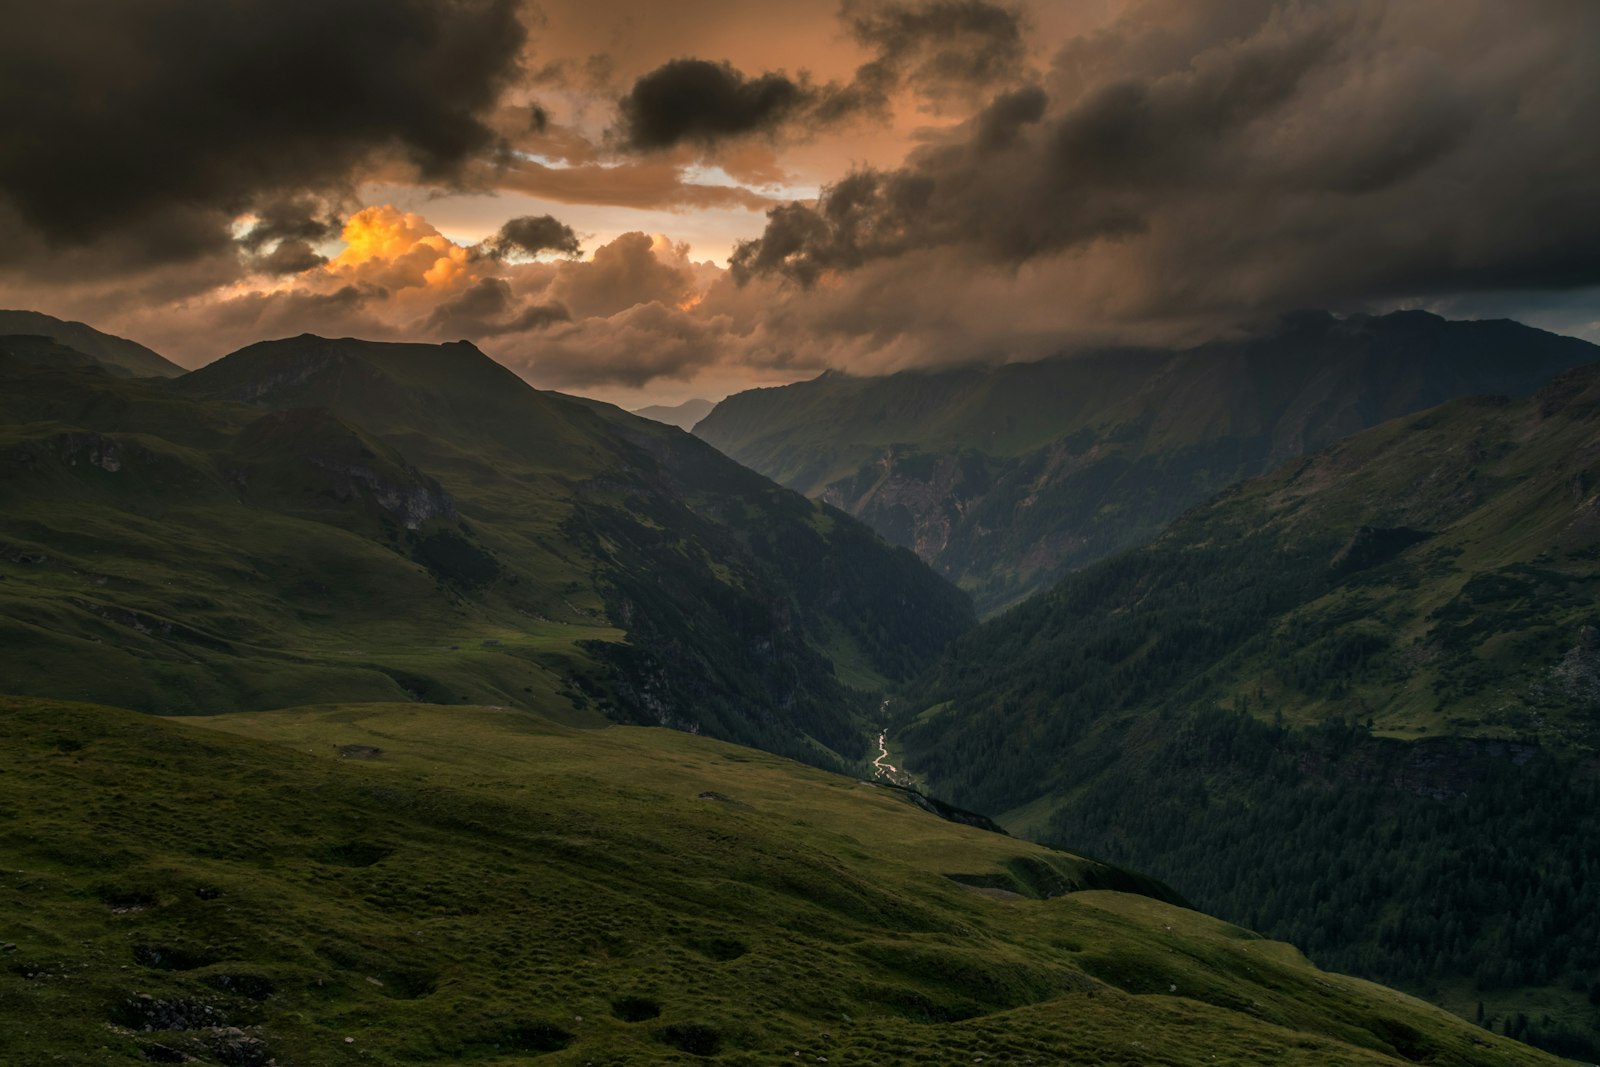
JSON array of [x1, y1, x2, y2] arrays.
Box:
[[171, 334, 595, 469]]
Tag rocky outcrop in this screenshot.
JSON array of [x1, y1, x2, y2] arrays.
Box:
[[228, 408, 455, 529], [1554, 625, 1600, 710], [7, 431, 135, 473]]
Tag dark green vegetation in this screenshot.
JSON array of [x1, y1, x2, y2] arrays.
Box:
[[695, 311, 1599, 614], [0, 333, 970, 768], [898, 363, 1600, 1056], [0, 309, 184, 378], [0, 696, 1564, 1066]]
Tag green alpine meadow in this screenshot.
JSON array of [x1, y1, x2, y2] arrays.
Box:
[[0, 696, 1564, 1066]]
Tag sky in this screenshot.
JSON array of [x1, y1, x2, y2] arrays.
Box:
[[3, 0, 1599, 408]]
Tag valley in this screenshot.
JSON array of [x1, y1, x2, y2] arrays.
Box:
[[4, 309, 1599, 1063], [8, 3, 1600, 1063]]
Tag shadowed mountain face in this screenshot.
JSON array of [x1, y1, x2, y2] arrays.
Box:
[[895, 364, 1600, 1058], [0, 309, 183, 378], [0, 334, 971, 768], [696, 311, 1600, 615]]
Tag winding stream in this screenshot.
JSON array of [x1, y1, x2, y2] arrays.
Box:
[[871, 698, 902, 782], [871, 730, 898, 780]]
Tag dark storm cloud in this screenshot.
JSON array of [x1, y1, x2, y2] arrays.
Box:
[[424, 277, 571, 337], [237, 197, 341, 255], [619, 60, 810, 150], [842, 0, 1025, 102], [0, 0, 526, 260], [253, 239, 329, 276], [617, 0, 1025, 150], [731, 0, 1600, 311], [480, 215, 583, 259]]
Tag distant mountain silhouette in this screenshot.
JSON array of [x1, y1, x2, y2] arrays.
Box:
[[631, 397, 715, 430]]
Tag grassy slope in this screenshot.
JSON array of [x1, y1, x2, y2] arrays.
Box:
[[0, 338, 971, 768], [0, 695, 1560, 1067], [695, 312, 1600, 615], [0, 362, 612, 720]]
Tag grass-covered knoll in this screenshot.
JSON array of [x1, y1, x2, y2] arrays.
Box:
[[0, 334, 971, 769], [695, 311, 1599, 614], [0, 309, 183, 378], [0, 695, 1560, 1066], [897, 364, 1600, 1057]]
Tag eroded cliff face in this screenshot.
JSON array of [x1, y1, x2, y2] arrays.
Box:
[[822, 447, 994, 560], [299, 454, 456, 529], [9, 431, 134, 473]]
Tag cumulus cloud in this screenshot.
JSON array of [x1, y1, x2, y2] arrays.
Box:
[[546, 232, 701, 319], [731, 0, 1600, 318], [0, 0, 525, 264], [327, 205, 482, 291]]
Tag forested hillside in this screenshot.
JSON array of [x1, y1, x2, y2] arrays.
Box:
[[897, 364, 1600, 1055]]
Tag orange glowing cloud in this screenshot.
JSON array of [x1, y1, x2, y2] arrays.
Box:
[[329, 205, 476, 291]]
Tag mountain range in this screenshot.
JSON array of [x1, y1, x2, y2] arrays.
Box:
[[631, 397, 715, 430], [696, 311, 1600, 614], [4, 306, 1599, 1061], [893, 360, 1600, 1057], [0, 324, 970, 769]]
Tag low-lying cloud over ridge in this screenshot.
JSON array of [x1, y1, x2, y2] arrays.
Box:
[[5, 0, 1599, 406], [732, 0, 1600, 314]]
